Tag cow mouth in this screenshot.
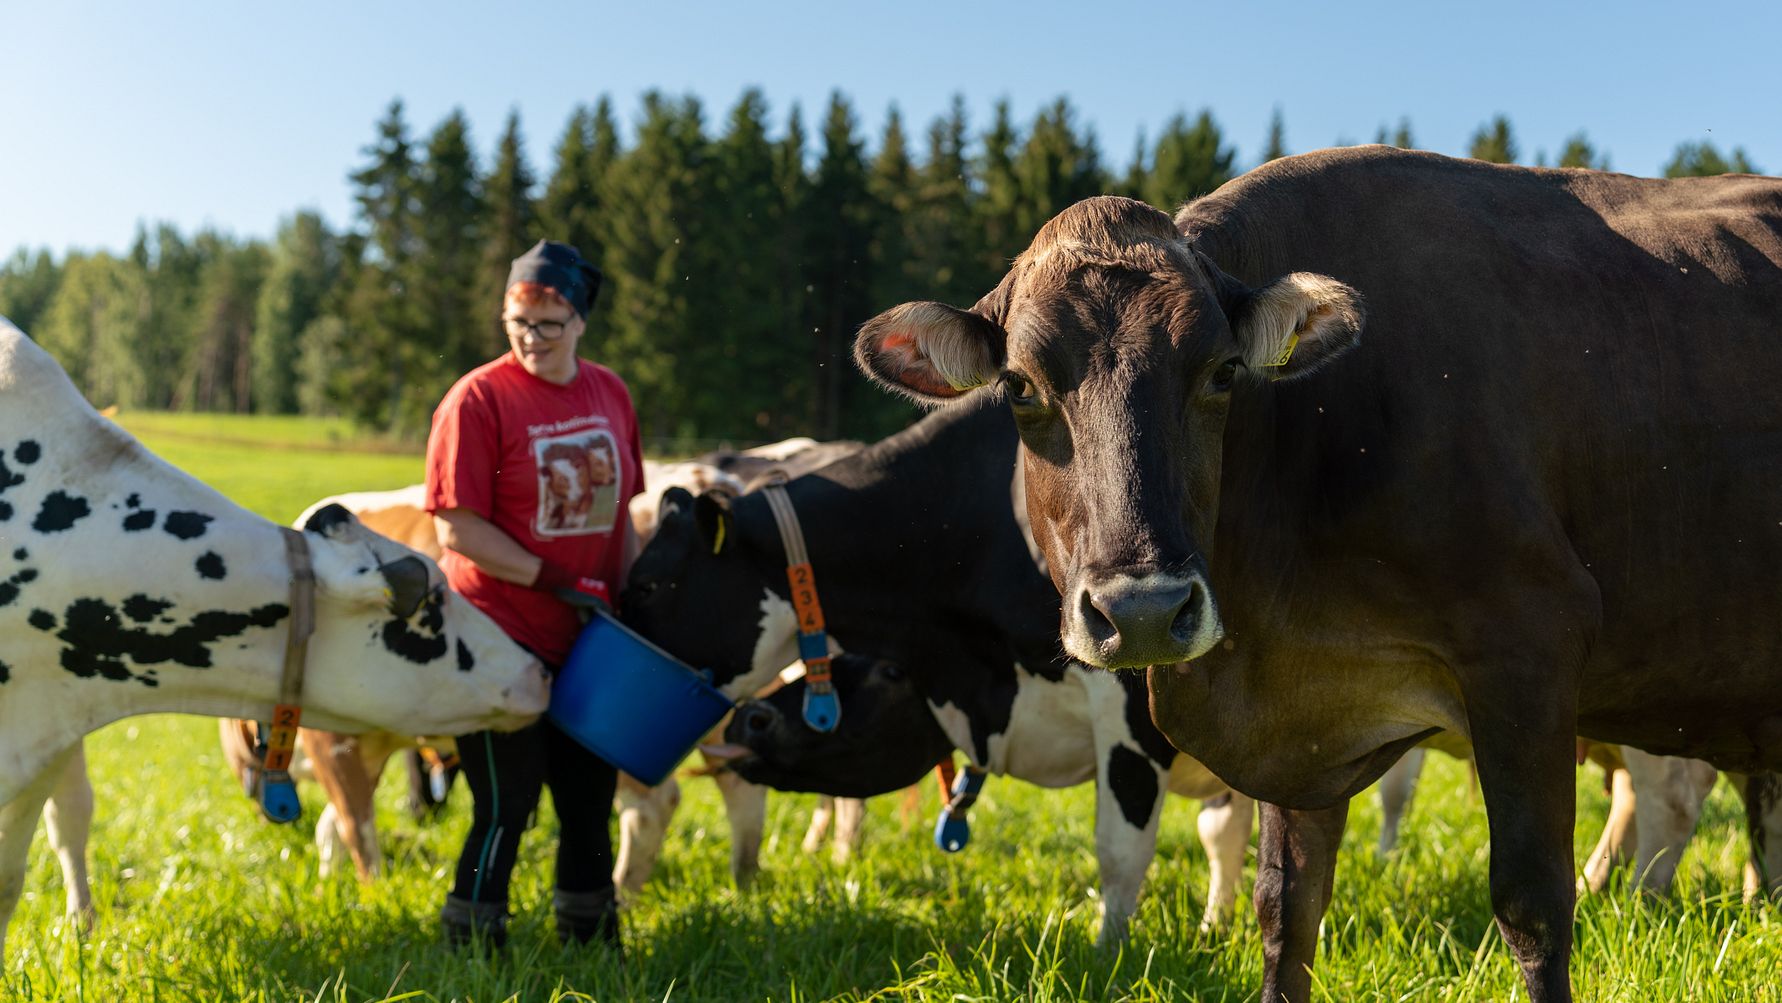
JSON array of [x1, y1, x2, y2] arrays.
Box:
[[698, 742, 757, 770]]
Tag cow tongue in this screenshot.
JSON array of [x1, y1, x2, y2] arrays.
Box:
[[698, 743, 754, 762]]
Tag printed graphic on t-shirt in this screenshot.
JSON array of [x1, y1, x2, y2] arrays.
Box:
[[533, 427, 622, 536]]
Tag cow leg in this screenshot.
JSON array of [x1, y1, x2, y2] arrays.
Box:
[[1620, 747, 1717, 894], [1729, 773, 1782, 902], [715, 770, 767, 888], [802, 796, 835, 855], [1581, 766, 1637, 894], [1255, 801, 1347, 1003], [612, 773, 678, 897], [1468, 687, 1578, 1003], [299, 730, 381, 882], [830, 798, 866, 864], [1375, 746, 1425, 854], [1199, 790, 1255, 932], [41, 745, 96, 931], [1089, 749, 1167, 947], [1, 744, 80, 961]]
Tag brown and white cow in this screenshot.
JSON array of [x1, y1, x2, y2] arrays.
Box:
[[0, 320, 549, 958], [854, 147, 1782, 1001]]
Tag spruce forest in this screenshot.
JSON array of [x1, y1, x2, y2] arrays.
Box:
[[0, 93, 1762, 449]]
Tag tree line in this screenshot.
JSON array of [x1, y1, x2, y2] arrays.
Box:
[[0, 94, 1763, 447]]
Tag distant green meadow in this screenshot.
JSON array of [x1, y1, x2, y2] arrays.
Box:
[[3, 413, 1775, 1002]]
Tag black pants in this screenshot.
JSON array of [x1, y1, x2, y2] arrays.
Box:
[[450, 714, 620, 906]]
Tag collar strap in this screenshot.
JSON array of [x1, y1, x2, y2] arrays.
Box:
[[256, 527, 316, 823], [760, 477, 840, 732]]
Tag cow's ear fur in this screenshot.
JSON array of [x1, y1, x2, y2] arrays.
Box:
[[694, 490, 733, 555], [854, 301, 1006, 405], [303, 502, 359, 540], [377, 555, 431, 618], [657, 486, 695, 525], [1224, 272, 1364, 381]]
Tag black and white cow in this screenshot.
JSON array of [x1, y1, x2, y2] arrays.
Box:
[[622, 396, 1250, 942], [0, 319, 550, 957]]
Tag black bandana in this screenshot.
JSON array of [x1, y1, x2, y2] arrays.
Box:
[[506, 239, 602, 317]]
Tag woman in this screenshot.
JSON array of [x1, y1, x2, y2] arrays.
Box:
[[424, 239, 642, 949]]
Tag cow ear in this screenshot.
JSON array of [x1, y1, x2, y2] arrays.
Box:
[[694, 490, 733, 555], [1226, 272, 1364, 382], [377, 555, 431, 618], [657, 486, 695, 524], [854, 301, 1006, 405], [303, 502, 358, 540]]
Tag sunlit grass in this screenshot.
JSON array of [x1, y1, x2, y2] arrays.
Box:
[[4, 414, 1773, 1001]]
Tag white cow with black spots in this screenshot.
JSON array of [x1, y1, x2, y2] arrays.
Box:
[[0, 318, 550, 958]]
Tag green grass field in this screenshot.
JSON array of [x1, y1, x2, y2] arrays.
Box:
[[3, 413, 1776, 1002]]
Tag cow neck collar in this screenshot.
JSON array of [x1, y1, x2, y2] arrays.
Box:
[[758, 474, 840, 733], [252, 526, 317, 823]]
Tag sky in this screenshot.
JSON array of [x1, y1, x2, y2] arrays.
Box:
[[2, 0, 1777, 256]]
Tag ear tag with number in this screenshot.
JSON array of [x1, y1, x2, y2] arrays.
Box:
[[1261, 333, 1299, 369]]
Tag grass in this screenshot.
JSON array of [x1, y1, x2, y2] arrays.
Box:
[[5, 413, 1777, 1002]]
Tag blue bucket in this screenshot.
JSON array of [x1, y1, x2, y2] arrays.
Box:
[[548, 611, 735, 786]]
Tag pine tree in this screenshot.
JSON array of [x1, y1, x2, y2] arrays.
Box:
[[413, 109, 486, 386], [479, 109, 540, 344], [1013, 97, 1106, 236], [868, 106, 917, 309], [36, 252, 147, 408], [181, 235, 268, 413], [252, 211, 339, 413], [1119, 130, 1149, 199], [341, 99, 425, 429], [599, 92, 713, 441], [1557, 132, 1609, 171], [801, 91, 880, 437], [1144, 109, 1234, 209], [0, 249, 63, 336], [711, 88, 799, 437], [1391, 118, 1415, 149], [1262, 108, 1288, 161], [976, 98, 1024, 276], [538, 98, 621, 350], [130, 223, 206, 408], [1468, 115, 1518, 164], [1664, 141, 1759, 177], [910, 96, 985, 306]]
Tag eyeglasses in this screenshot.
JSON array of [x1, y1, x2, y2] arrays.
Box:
[[502, 315, 573, 341]]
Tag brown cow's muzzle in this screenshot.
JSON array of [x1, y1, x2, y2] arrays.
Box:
[[1063, 568, 1224, 669]]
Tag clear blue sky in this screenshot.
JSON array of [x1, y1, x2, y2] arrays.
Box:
[[3, 0, 1777, 256]]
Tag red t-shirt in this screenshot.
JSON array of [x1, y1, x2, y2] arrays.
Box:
[[425, 353, 645, 665]]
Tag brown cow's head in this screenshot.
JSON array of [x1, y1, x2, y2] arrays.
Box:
[[856, 196, 1362, 669]]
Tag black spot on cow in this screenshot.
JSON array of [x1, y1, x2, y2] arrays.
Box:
[[33, 491, 91, 533], [122, 594, 174, 623], [0, 657, 8, 683], [456, 638, 475, 673], [163, 511, 213, 540], [1105, 744, 1162, 830], [12, 548, 25, 561], [16, 569, 35, 584], [29, 609, 56, 631], [0, 567, 33, 609], [123, 509, 157, 531], [126, 493, 141, 508], [56, 596, 289, 686], [0, 447, 27, 522], [195, 552, 226, 580], [15, 441, 40, 464], [382, 598, 448, 665]]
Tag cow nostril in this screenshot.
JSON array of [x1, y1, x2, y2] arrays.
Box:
[[1077, 587, 1119, 646], [741, 704, 777, 738], [1168, 581, 1205, 642]]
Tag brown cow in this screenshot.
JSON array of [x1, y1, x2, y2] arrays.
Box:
[[854, 146, 1782, 1002]]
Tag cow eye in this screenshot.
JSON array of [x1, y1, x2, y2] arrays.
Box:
[[1004, 372, 1039, 406], [1209, 358, 1241, 393]]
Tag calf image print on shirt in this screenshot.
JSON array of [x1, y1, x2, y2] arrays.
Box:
[[534, 428, 621, 536]]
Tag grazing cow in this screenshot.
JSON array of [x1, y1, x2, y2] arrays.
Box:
[[852, 147, 1782, 1001], [623, 397, 1250, 943], [0, 319, 550, 958]]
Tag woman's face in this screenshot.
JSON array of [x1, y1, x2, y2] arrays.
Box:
[[502, 296, 585, 384]]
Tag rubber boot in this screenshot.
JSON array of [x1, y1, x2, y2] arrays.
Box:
[[554, 888, 622, 951], [441, 894, 509, 950]]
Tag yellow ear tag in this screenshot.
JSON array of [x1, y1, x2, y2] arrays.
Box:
[[1261, 333, 1299, 369], [712, 518, 726, 555]]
